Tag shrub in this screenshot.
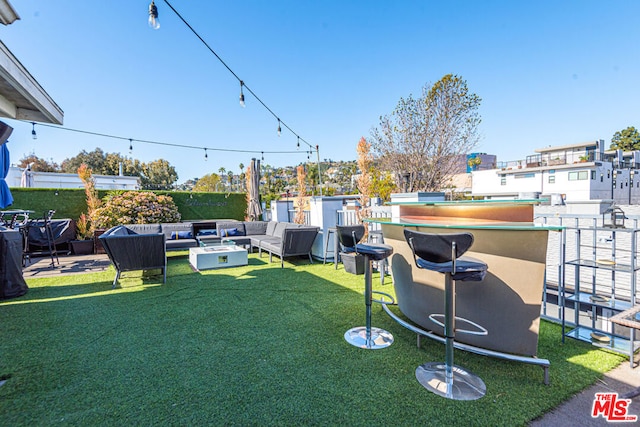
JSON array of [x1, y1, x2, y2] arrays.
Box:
[[93, 191, 181, 229]]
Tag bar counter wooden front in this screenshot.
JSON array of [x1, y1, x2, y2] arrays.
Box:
[[370, 200, 562, 357]]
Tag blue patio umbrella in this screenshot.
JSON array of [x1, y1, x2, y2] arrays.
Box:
[[0, 142, 13, 209], [0, 121, 15, 209]]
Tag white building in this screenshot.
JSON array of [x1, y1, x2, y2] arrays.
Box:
[[471, 140, 640, 205], [6, 166, 140, 190]]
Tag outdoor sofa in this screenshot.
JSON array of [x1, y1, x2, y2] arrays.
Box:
[[212, 220, 319, 268]]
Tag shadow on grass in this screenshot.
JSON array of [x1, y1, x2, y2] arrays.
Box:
[[0, 254, 625, 426]]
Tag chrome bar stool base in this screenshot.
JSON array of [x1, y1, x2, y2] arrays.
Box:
[[416, 362, 486, 401], [345, 326, 394, 349]]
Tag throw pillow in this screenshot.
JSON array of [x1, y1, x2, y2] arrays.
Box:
[[220, 228, 238, 237], [170, 231, 193, 240]]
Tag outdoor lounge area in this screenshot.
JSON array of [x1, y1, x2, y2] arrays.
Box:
[[0, 249, 634, 425]]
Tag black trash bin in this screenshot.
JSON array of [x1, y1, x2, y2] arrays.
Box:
[[0, 229, 28, 299]]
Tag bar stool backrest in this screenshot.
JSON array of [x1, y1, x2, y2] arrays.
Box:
[[336, 224, 365, 251], [403, 229, 474, 264]]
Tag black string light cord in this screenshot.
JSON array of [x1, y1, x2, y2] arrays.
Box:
[[159, 1, 323, 194], [29, 121, 311, 158], [161, 0, 316, 153]]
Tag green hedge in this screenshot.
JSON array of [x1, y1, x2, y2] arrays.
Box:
[[8, 188, 248, 222]]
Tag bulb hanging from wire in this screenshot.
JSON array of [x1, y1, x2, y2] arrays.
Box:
[[128, 139, 133, 154], [239, 81, 245, 107], [277, 118, 281, 137], [148, 1, 160, 30], [296, 136, 300, 150], [31, 122, 37, 140], [261, 152, 264, 161], [204, 148, 208, 161]]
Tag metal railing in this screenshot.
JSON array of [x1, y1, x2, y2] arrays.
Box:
[[336, 207, 392, 232]]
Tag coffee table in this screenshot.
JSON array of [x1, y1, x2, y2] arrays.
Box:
[[189, 240, 248, 270]]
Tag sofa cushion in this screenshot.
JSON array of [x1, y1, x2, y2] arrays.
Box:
[[244, 221, 268, 236], [272, 222, 290, 239], [166, 239, 198, 250], [103, 225, 136, 237], [160, 223, 193, 240], [216, 221, 246, 236], [266, 221, 278, 236], [125, 224, 162, 235]]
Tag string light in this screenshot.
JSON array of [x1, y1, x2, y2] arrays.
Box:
[[31, 122, 37, 140], [239, 81, 245, 108], [128, 138, 133, 154], [277, 118, 281, 137], [297, 136, 300, 150], [151, 1, 325, 194], [204, 148, 208, 161], [148, 1, 160, 30], [27, 121, 308, 157], [261, 151, 264, 161]]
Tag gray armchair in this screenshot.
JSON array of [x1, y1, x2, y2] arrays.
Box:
[[99, 225, 167, 288]]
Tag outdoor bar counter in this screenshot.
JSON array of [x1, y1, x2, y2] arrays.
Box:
[[368, 199, 562, 358]]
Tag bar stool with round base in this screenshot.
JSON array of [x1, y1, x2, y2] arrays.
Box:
[[337, 225, 394, 350], [404, 229, 488, 400]]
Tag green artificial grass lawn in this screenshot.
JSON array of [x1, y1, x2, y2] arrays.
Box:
[[0, 252, 624, 426]]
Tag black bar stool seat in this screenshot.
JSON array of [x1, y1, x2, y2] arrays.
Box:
[[405, 229, 488, 400], [337, 225, 394, 350], [353, 243, 392, 261]]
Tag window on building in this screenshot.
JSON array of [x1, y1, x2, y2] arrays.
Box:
[[591, 171, 596, 180], [500, 177, 506, 185], [568, 171, 589, 181], [548, 175, 555, 184]]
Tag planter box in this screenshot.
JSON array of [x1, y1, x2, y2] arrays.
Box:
[[93, 229, 106, 254], [341, 252, 364, 275], [70, 239, 94, 255]]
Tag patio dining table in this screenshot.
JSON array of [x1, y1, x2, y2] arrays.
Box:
[[0, 209, 34, 228]]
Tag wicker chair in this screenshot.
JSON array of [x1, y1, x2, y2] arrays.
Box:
[[99, 225, 166, 288]]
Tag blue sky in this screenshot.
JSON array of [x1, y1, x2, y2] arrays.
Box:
[[2, 1, 639, 183]]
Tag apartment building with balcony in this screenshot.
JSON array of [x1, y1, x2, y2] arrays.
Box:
[[471, 140, 640, 204]]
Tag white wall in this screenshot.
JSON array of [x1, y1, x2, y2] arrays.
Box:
[[6, 167, 140, 190]]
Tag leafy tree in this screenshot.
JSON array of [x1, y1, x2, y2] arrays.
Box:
[[61, 148, 108, 174], [61, 148, 178, 189], [371, 170, 397, 202], [370, 74, 481, 192], [611, 126, 640, 151], [141, 159, 178, 190], [193, 173, 221, 192], [17, 154, 59, 172]]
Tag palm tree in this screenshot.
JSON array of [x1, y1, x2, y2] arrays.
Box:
[[227, 171, 234, 191]]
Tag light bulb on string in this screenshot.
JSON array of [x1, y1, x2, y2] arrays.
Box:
[[148, 1, 160, 30], [277, 118, 281, 137], [128, 139, 133, 154], [239, 81, 245, 107], [31, 122, 37, 140], [204, 148, 208, 161], [261, 152, 264, 161], [296, 136, 300, 150]]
